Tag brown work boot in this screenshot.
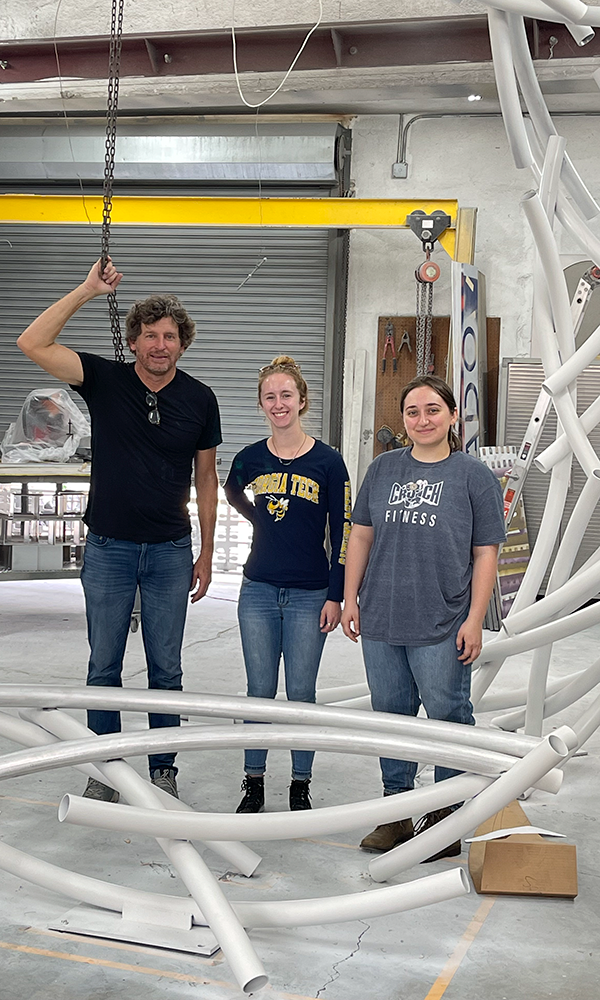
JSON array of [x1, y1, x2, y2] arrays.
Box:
[[414, 807, 462, 862], [359, 818, 414, 853]]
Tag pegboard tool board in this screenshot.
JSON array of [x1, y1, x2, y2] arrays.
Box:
[[374, 316, 450, 458]]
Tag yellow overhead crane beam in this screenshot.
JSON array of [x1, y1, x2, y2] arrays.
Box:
[[0, 195, 464, 260]]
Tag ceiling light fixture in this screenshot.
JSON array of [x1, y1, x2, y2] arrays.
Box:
[[467, 94, 482, 102]]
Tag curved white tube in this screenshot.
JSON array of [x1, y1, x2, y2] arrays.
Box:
[[59, 775, 493, 842], [572, 688, 600, 747], [333, 695, 373, 710], [530, 0, 589, 21], [503, 558, 600, 636], [536, 396, 600, 473], [316, 682, 370, 703], [539, 134, 566, 218], [487, 8, 534, 169], [556, 191, 600, 268], [543, 322, 600, 397], [368, 727, 576, 881], [564, 19, 595, 44], [0, 836, 468, 932], [479, 600, 600, 660], [476, 669, 584, 712], [489, 0, 600, 31], [0, 724, 529, 783], [524, 645, 553, 736], [21, 708, 261, 878], [521, 192, 576, 362], [494, 654, 600, 730], [232, 868, 470, 927], [25, 711, 266, 994], [0, 685, 543, 758], [470, 661, 507, 706]]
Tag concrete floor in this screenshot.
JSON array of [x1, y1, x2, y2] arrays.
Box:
[[0, 575, 599, 1000]]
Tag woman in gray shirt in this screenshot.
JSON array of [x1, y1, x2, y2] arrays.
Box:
[[341, 375, 505, 859]]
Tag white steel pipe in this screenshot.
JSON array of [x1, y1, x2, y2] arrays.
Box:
[[368, 727, 576, 881], [21, 708, 261, 878], [556, 191, 600, 268], [487, 8, 534, 169], [493, 1, 600, 32], [524, 644, 553, 736], [0, 686, 543, 758], [494, 654, 600, 730], [542, 321, 600, 397], [0, 837, 468, 933], [564, 20, 595, 43], [220, 869, 471, 928], [24, 709, 266, 994], [316, 682, 370, 703], [539, 134, 566, 218], [59, 774, 493, 842], [478, 600, 600, 660], [476, 670, 583, 712], [536, 396, 600, 473], [502, 558, 600, 636], [0, 724, 533, 783]]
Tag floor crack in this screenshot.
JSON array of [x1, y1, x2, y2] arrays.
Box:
[[183, 624, 239, 650], [315, 920, 370, 998]]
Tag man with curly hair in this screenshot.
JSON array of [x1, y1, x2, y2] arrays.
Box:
[[17, 258, 222, 802]]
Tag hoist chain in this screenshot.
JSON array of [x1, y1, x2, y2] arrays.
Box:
[[415, 265, 434, 377], [100, 0, 125, 363]]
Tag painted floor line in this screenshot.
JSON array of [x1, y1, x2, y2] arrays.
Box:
[[422, 896, 496, 1000], [1, 938, 322, 1000]]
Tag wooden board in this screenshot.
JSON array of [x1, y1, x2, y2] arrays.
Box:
[[373, 316, 450, 458]]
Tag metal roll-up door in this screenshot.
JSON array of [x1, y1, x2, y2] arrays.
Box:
[[0, 223, 340, 476]]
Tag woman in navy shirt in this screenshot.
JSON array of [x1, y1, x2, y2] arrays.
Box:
[[225, 356, 351, 813]]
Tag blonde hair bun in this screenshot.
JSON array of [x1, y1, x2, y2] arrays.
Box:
[[270, 355, 299, 369]]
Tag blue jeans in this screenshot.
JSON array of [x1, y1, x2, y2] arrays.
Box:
[[81, 531, 193, 774], [237, 577, 329, 780], [361, 622, 474, 793]]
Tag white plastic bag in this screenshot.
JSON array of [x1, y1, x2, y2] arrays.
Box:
[[1, 388, 90, 464]]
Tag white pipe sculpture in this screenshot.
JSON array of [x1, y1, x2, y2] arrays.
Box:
[[3, 6, 600, 992], [465, 0, 600, 745]]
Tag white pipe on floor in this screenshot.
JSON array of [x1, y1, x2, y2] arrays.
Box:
[[24, 709, 266, 995], [0, 724, 532, 783], [0, 686, 543, 758], [232, 868, 470, 928], [20, 708, 261, 878], [368, 727, 576, 881], [316, 682, 370, 703], [59, 774, 493, 842]]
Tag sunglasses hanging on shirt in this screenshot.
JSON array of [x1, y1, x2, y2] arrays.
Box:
[[145, 391, 161, 425]]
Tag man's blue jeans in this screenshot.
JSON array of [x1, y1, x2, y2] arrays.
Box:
[[361, 622, 474, 793], [81, 531, 193, 774], [237, 577, 329, 780]]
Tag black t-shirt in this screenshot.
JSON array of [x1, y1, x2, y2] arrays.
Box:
[[224, 438, 351, 600], [72, 353, 222, 543]]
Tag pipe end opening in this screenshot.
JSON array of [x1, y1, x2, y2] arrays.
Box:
[[244, 974, 269, 994], [57, 794, 71, 823]]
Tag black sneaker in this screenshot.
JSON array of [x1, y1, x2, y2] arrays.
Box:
[[236, 775, 265, 813], [151, 767, 179, 799], [414, 807, 462, 862], [289, 778, 311, 811], [83, 777, 119, 802]]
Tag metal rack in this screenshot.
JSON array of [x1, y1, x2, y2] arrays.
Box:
[[0, 463, 90, 580]]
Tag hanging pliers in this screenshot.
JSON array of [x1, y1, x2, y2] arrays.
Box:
[[382, 321, 397, 373]]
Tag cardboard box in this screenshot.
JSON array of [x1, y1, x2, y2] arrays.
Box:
[[468, 799, 577, 898]]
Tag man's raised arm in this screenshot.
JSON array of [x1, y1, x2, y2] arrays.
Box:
[[17, 258, 123, 386]]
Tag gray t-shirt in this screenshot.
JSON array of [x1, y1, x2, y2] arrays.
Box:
[[352, 448, 506, 646]]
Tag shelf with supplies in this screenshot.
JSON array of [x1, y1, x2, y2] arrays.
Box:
[[0, 463, 90, 580]]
